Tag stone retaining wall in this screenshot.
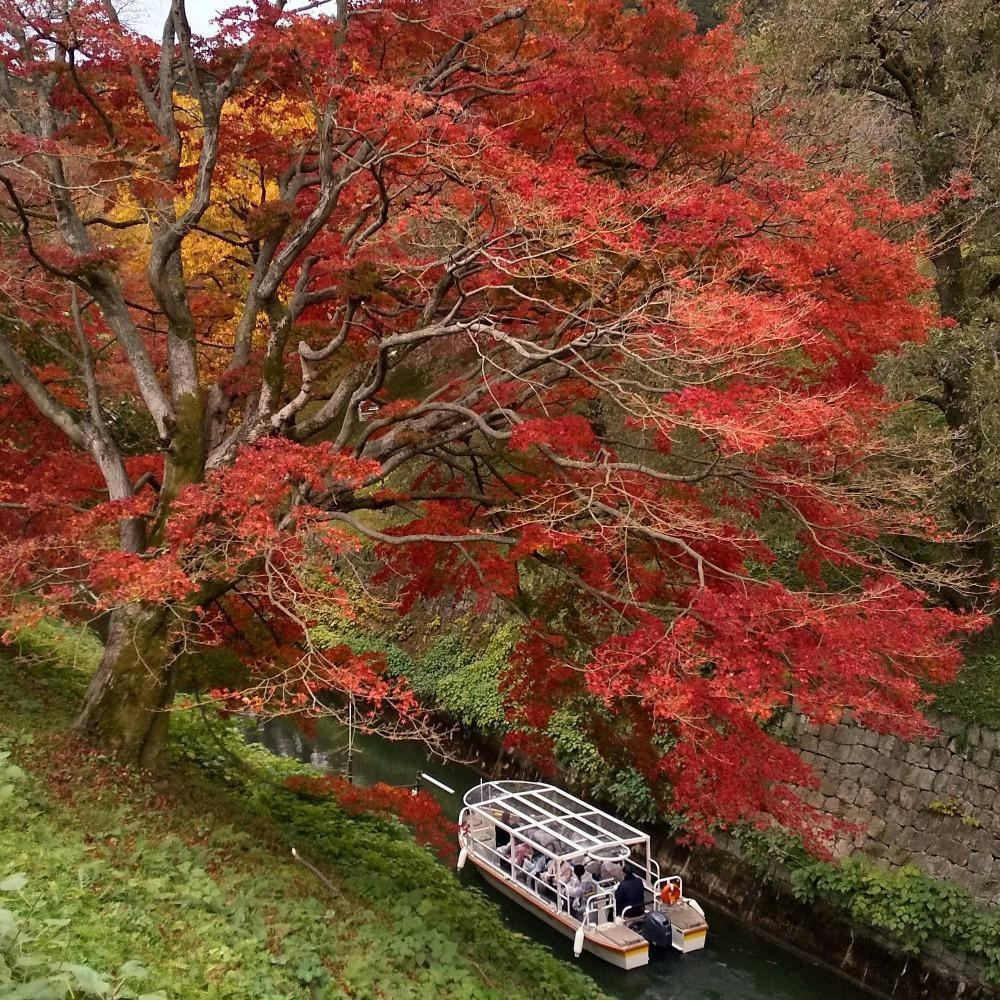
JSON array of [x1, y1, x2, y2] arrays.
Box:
[[653, 834, 1000, 1000], [784, 713, 1000, 901]]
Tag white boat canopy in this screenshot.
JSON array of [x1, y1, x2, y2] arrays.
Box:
[[463, 780, 648, 861]]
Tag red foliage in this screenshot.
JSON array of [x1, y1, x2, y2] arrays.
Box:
[[283, 773, 457, 862], [0, 0, 984, 844]]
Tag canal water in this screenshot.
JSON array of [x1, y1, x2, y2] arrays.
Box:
[[251, 717, 872, 1000]]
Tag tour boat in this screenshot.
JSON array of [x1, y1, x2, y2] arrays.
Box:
[[457, 780, 708, 970]]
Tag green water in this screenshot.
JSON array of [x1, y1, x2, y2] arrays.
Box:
[[251, 717, 873, 1000]]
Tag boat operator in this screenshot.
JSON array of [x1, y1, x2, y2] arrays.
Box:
[[615, 867, 645, 921]]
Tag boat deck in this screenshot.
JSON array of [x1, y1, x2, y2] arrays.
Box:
[[590, 922, 648, 951], [663, 901, 707, 930]]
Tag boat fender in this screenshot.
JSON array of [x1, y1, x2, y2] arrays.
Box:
[[457, 846, 468, 872], [660, 883, 680, 906], [573, 925, 585, 958]]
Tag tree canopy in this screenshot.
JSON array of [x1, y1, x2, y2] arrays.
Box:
[[0, 0, 980, 843]]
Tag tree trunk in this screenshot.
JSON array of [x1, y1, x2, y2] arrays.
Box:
[[74, 603, 176, 769]]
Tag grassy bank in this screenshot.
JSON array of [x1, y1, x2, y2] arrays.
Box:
[[0, 629, 607, 1000]]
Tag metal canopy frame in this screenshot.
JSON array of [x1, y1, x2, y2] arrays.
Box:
[[463, 780, 649, 861]]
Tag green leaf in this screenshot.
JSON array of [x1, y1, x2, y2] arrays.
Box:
[[118, 961, 150, 982], [0, 907, 20, 938], [54, 962, 110, 997], [3, 979, 65, 999]]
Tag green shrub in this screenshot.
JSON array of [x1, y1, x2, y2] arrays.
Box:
[[735, 827, 1000, 981]]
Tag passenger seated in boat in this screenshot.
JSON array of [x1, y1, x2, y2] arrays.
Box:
[[586, 855, 624, 882], [524, 850, 549, 881], [615, 867, 645, 922], [545, 857, 573, 886], [567, 864, 599, 919], [511, 840, 533, 878], [602, 858, 625, 882], [494, 811, 512, 856]]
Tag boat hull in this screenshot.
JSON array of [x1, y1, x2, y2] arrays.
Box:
[[468, 854, 650, 970]]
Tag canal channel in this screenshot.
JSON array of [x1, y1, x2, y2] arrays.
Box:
[[250, 716, 873, 1000]]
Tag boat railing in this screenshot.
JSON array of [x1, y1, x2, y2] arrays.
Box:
[[581, 886, 617, 927], [465, 829, 565, 909], [653, 874, 683, 910]]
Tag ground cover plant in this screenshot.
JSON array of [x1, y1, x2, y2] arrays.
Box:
[[736, 827, 1000, 982], [0, 640, 608, 1000]]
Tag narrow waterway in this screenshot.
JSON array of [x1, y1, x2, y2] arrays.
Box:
[[250, 717, 872, 1000]]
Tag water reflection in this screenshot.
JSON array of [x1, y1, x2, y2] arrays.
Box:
[[249, 716, 870, 1000]]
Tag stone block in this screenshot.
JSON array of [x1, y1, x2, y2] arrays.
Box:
[[971, 784, 995, 810], [980, 729, 998, 754], [858, 747, 879, 770], [837, 780, 859, 805], [867, 816, 887, 840], [855, 787, 878, 811], [924, 855, 950, 878], [800, 733, 819, 753], [886, 804, 910, 829], [902, 829, 931, 854], [817, 738, 839, 760], [886, 843, 912, 866], [882, 821, 904, 846], [927, 747, 951, 772], [943, 838, 971, 867], [866, 773, 889, 797], [823, 796, 841, 813], [968, 724, 983, 748], [886, 780, 902, 803], [905, 745, 929, 766], [898, 785, 919, 810], [914, 768, 935, 792], [886, 759, 908, 782], [859, 729, 879, 749], [820, 775, 839, 797], [945, 757, 963, 775], [877, 733, 897, 756], [973, 748, 993, 769], [969, 851, 994, 876], [972, 828, 997, 856], [841, 763, 862, 782], [835, 743, 854, 764], [819, 723, 837, 742], [932, 770, 952, 794], [963, 760, 980, 781], [949, 866, 979, 892]]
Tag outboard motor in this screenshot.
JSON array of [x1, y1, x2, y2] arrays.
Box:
[[640, 910, 671, 950]]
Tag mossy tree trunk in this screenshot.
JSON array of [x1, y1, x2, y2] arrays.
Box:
[[73, 602, 176, 769]]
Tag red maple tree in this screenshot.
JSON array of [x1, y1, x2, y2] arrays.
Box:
[[0, 0, 979, 840]]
